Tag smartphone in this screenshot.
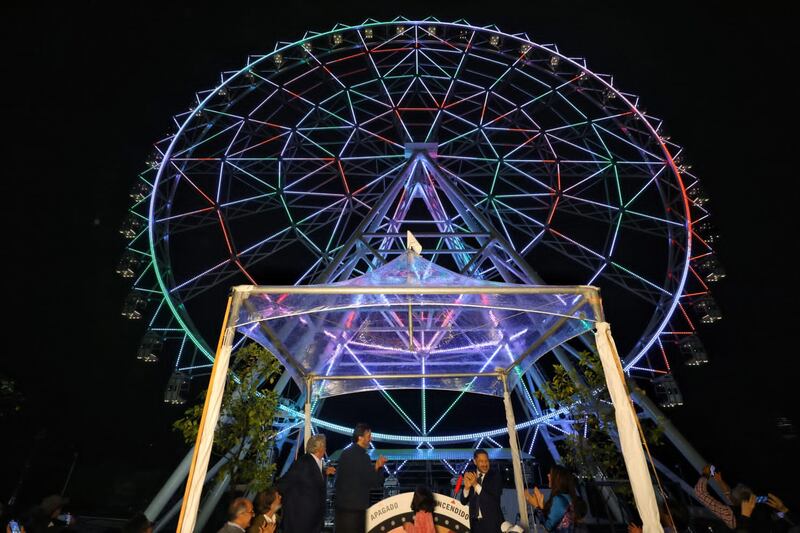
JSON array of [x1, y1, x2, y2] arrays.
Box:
[[709, 465, 716, 477], [756, 495, 769, 504], [8, 520, 22, 533]]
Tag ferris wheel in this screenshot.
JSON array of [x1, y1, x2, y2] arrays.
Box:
[[120, 17, 723, 499]]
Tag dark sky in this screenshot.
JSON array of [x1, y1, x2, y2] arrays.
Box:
[[4, 1, 798, 516]]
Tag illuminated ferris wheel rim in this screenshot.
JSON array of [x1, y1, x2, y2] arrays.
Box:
[[146, 18, 693, 382], [277, 402, 571, 445]]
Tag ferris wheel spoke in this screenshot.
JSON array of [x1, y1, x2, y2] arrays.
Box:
[[622, 209, 684, 229], [348, 87, 393, 110], [267, 79, 354, 130], [427, 343, 506, 434], [155, 206, 217, 224], [442, 88, 488, 112], [501, 161, 556, 193], [415, 76, 442, 109], [223, 161, 278, 192], [222, 120, 248, 155], [559, 194, 620, 213], [538, 232, 672, 304], [489, 197, 547, 229], [561, 163, 613, 194], [358, 32, 413, 142], [621, 163, 672, 209], [382, 49, 417, 79], [441, 108, 481, 130], [417, 48, 458, 80], [606, 261, 675, 298], [324, 202, 353, 255], [500, 132, 544, 160], [166, 163, 217, 207], [543, 131, 611, 161], [489, 202, 516, 251], [554, 90, 589, 120], [479, 129, 500, 159], [592, 122, 665, 161], [225, 130, 292, 158], [282, 160, 338, 191], [341, 345, 424, 435]]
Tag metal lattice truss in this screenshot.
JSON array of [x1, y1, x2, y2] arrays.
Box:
[[124, 22, 723, 521]]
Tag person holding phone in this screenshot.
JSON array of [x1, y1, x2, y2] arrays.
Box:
[[23, 494, 75, 533], [694, 464, 736, 529], [731, 485, 795, 532], [695, 465, 795, 532], [764, 494, 795, 529], [7, 520, 25, 533]]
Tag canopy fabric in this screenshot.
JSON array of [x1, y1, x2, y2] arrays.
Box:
[[234, 252, 598, 397], [595, 322, 663, 533]]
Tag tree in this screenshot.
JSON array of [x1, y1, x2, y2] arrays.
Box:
[[536, 351, 662, 484], [0, 373, 24, 418], [174, 342, 282, 492]]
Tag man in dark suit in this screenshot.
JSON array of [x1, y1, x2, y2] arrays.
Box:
[[278, 433, 336, 533], [334, 423, 387, 533], [459, 449, 504, 533]]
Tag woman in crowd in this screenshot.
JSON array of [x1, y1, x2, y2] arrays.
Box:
[[402, 486, 436, 533], [526, 465, 579, 533], [247, 487, 280, 533]]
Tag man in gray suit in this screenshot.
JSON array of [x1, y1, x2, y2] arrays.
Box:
[[217, 497, 262, 533]]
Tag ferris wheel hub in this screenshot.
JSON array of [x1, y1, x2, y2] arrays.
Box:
[[404, 142, 439, 158]]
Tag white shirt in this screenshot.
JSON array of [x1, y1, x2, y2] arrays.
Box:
[[312, 453, 324, 475], [225, 522, 246, 532], [463, 472, 485, 518]]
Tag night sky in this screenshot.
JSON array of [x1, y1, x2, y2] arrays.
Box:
[[4, 2, 798, 518]]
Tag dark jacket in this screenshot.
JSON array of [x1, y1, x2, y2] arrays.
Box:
[[459, 468, 504, 533], [334, 445, 383, 511], [216, 523, 246, 533], [277, 453, 328, 533]]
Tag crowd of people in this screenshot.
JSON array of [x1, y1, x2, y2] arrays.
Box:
[[624, 464, 797, 533], [0, 496, 156, 533], [214, 433, 585, 533], [219, 423, 386, 533], [690, 465, 795, 533], [4, 427, 795, 533], [215, 434, 796, 533]]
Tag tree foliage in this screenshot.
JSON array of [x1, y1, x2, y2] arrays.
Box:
[[536, 351, 663, 483], [174, 343, 282, 492]]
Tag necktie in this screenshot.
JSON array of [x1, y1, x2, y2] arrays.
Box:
[[476, 473, 484, 520]]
